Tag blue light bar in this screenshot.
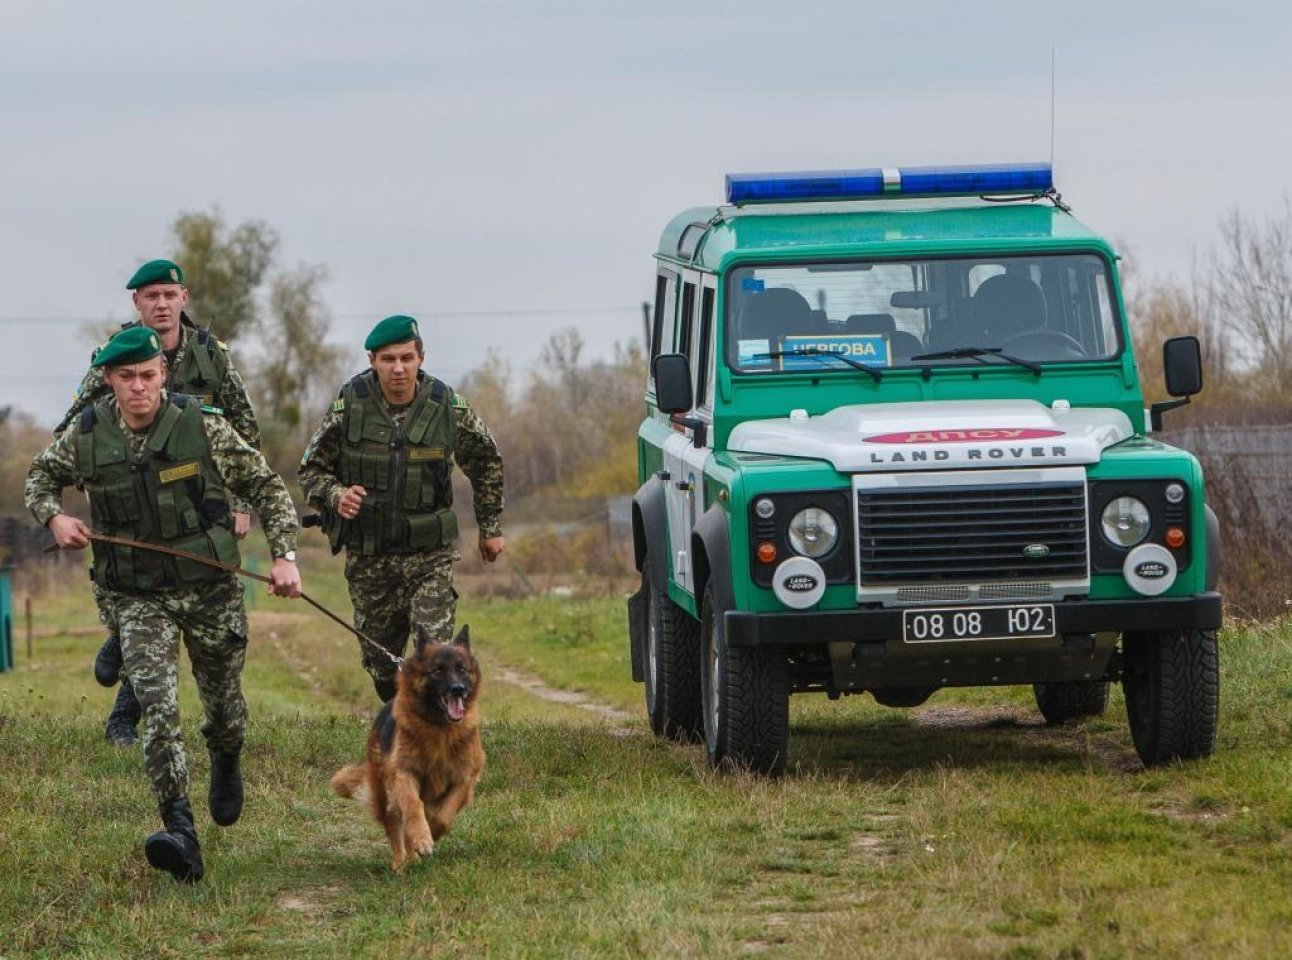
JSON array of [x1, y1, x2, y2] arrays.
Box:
[[725, 162, 1053, 205]]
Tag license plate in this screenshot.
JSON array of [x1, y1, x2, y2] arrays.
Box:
[[901, 603, 1055, 643]]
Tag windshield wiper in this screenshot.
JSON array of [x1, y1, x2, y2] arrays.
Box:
[[908, 346, 1042, 376], [753, 348, 883, 382]]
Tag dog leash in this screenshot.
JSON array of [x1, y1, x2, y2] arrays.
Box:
[[49, 531, 404, 667]]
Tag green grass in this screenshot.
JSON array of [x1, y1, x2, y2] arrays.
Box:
[[2, 560, 1291, 958]]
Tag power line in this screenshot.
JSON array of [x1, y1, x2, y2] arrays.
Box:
[[0, 304, 644, 325]]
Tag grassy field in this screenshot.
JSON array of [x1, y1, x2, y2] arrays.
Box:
[[1, 551, 1290, 959]]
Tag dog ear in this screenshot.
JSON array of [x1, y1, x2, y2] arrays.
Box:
[[452, 623, 471, 651]]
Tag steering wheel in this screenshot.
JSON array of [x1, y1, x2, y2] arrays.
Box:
[[1000, 329, 1087, 359]]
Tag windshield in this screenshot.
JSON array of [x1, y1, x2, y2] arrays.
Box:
[[726, 253, 1121, 373]]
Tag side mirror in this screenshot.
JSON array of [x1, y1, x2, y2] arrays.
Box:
[[653, 353, 693, 414], [1163, 335, 1203, 397], [1150, 335, 1204, 431]]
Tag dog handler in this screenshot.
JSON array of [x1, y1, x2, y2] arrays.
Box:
[[57, 258, 264, 748], [298, 314, 504, 701], [25, 325, 301, 883]]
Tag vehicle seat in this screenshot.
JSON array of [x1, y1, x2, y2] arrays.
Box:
[[842, 313, 896, 336], [972, 273, 1046, 346], [738, 288, 814, 345]]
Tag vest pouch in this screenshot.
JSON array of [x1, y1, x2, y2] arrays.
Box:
[[154, 486, 201, 539], [171, 529, 240, 585], [419, 461, 450, 507], [101, 479, 142, 525], [359, 449, 389, 492], [406, 507, 457, 550]]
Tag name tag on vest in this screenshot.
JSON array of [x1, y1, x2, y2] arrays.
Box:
[[408, 447, 445, 461], [158, 461, 201, 484]]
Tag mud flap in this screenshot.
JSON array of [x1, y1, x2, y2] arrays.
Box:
[[627, 578, 648, 683]]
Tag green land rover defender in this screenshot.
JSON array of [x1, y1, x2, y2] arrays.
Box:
[[627, 163, 1221, 775]]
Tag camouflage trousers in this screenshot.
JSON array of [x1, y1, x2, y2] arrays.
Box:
[[109, 574, 249, 805], [344, 547, 459, 686]]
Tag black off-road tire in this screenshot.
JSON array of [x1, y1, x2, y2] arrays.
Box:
[[1122, 629, 1219, 766], [1033, 680, 1111, 725], [643, 561, 703, 742], [699, 581, 789, 775]]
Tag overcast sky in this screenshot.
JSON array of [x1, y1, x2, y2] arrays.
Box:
[[3, 1, 1289, 426]]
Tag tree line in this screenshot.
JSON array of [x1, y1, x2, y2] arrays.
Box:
[[5, 200, 1292, 526]]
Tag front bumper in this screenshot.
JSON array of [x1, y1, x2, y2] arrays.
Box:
[[726, 593, 1222, 647], [725, 593, 1222, 690]]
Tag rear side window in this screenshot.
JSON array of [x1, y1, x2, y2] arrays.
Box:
[[651, 269, 679, 367]]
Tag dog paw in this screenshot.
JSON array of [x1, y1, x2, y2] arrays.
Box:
[[412, 839, 435, 860]]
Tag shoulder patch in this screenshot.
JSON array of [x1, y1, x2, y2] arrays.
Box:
[[331, 398, 345, 412], [451, 392, 468, 409], [201, 404, 226, 416]]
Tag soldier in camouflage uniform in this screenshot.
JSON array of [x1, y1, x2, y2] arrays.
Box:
[[299, 314, 504, 701], [57, 259, 264, 748], [26, 325, 302, 883]]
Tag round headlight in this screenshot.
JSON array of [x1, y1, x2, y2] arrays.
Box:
[[787, 507, 839, 558], [1101, 496, 1151, 547]]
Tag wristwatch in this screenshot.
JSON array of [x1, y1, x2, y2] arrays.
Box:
[[275, 550, 297, 562]]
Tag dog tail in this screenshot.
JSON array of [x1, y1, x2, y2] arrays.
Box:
[[329, 763, 369, 801]]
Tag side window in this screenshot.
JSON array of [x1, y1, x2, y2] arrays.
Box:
[[678, 281, 696, 361], [651, 269, 679, 370], [695, 285, 715, 407]]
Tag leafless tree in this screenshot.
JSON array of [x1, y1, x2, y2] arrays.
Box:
[[1209, 199, 1292, 396]]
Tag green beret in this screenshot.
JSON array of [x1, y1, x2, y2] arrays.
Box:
[[126, 259, 184, 290], [365, 314, 421, 352], [92, 325, 164, 368]]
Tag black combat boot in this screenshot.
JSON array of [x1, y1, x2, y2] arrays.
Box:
[[374, 675, 397, 702], [144, 796, 204, 883], [93, 634, 123, 687], [208, 749, 244, 827], [104, 680, 142, 747]]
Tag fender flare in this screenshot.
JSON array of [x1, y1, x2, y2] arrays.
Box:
[[691, 503, 734, 614], [632, 476, 669, 594], [1205, 504, 1221, 593]]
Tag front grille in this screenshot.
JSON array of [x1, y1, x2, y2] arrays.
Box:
[[857, 481, 1087, 584]]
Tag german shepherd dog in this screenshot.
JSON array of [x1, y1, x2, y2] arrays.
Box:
[[330, 625, 485, 870]]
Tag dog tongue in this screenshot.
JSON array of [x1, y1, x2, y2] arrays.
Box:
[[445, 694, 466, 721]]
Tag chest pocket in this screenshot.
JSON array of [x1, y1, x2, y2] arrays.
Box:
[[153, 463, 204, 540]]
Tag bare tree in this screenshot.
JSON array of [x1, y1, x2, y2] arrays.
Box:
[[1209, 199, 1292, 396], [251, 263, 345, 472]]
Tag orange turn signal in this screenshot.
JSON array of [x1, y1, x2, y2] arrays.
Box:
[[757, 542, 777, 564], [1165, 527, 1186, 548]]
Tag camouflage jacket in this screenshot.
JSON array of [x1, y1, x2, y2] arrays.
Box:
[[27, 395, 299, 560], [298, 376, 504, 541]]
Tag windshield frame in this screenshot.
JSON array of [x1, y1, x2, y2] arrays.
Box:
[[722, 249, 1125, 376]]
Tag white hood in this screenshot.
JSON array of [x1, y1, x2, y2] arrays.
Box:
[[727, 399, 1132, 472]]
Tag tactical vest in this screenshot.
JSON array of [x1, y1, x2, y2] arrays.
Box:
[[122, 317, 230, 407], [76, 395, 240, 592], [322, 371, 459, 555]]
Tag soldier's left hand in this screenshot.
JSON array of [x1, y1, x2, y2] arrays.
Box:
[[233, 512, 252, 540], [269, 558, 303, 598], [479, 535, 505, 563]]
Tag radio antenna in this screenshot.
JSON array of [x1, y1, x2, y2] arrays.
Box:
[[1049, 46, 1056, 173]]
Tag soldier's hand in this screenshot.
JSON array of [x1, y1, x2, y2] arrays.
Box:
[[337, 485, 368, 520], [48, 514, 91, 550], [269, 558, 302, 598], [479, 535, 504, 563], [233, 512, 252, 539]]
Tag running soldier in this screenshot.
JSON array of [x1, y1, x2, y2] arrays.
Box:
[[26, 325, 301, 883], [298, 314, 504, 700]]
